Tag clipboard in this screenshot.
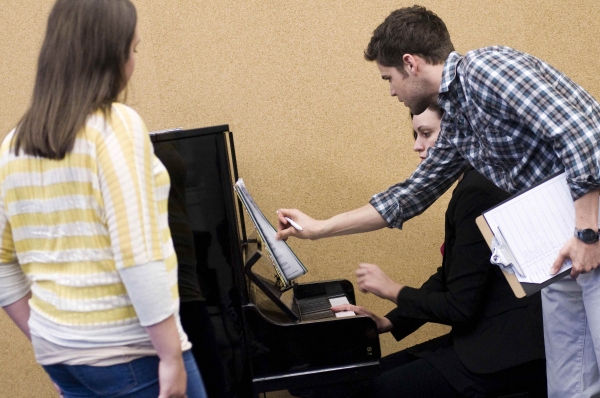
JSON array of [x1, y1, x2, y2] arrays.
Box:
[[476, 215, 570, 298], [473, 172, 582, 298]]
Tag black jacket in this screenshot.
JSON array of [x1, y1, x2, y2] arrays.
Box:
[[386, 169, 545, 373]]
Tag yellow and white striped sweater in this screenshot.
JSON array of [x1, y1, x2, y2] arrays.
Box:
[[0, 103, 189, 363]]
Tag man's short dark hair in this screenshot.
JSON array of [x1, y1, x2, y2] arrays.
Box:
[[365, 5, 454, 73]]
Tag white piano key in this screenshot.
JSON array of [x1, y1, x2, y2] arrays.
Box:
[[329, 296, 350, 306], [334, 310, 356, 318], [329, 296, 355, 317]]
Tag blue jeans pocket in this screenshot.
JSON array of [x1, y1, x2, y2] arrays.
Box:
[[70, 362, 137, 396], [45, 361, 139, 397]]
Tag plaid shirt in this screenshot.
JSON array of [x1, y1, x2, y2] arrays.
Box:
[[371, 46, 600, 229]]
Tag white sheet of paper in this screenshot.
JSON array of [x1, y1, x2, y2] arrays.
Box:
[[234, 179, 307, 283]]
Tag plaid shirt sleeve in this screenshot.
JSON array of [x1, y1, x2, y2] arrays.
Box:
[[464, 49, 600, 199], [369, 136, 468, 229]]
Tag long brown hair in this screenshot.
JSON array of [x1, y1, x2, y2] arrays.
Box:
[[14, 0, 137, 159]]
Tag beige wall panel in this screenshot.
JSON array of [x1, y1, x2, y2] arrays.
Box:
[[1, 1, 600, 396]]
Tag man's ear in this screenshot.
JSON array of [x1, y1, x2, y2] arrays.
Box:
[[402, 54, 418, 75]]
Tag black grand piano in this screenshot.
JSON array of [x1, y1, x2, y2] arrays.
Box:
[[150, 125, 380, 397]]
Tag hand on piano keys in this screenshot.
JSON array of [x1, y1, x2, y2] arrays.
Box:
[[328, 296, 356, 318], [331, 304, 393, 334]]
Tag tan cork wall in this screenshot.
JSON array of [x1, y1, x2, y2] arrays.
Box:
[[1, 1, 599, 396]]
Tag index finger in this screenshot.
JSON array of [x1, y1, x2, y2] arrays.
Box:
[[275, 209, 286, 228], [274, 226, 295, 241], [331, 304, 352, 312], [550, 251, 568, 275]]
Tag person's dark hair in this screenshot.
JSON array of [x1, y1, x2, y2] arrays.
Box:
[[13, 0, 137, 159], [410, 106, 443, 140], [365, 5, 454, 74]]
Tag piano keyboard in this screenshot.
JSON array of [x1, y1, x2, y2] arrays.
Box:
[[297, 295, 356, 321]]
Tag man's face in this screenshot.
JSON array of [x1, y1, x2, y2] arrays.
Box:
[[377, 62, 432, 115]]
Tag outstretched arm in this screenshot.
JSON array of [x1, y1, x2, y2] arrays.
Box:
[[275, 204, 387, 241]]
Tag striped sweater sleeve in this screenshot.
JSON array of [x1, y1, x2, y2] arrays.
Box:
[[0, 132, 31, 307], [94, 105, 174, 325], [95, 104, 164, 269]]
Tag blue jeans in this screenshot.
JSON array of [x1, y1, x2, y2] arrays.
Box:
[[542, 270, 600, 398], [43, 350, 207, 398]]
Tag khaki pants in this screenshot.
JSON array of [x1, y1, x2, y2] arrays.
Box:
[[542, 270, 600, 398]]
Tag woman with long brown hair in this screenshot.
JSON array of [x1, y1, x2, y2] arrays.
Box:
[[0, 0, 206, 397]]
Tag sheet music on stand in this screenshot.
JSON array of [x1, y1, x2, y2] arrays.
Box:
[[482, 172, 584, 285], [234, 179, 307, 289]]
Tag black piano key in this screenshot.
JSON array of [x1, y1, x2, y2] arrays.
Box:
[[298, 297, 329, 310], [296, 294, 351, 321], [298, 302, 325, 313]]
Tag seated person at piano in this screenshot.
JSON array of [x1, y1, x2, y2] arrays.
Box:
[[332, 106, 547, 398]]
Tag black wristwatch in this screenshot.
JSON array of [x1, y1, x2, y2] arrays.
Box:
[[574, 228, 600, 244]]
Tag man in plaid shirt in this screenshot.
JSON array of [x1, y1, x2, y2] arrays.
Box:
[[277, 5, 600, 397]]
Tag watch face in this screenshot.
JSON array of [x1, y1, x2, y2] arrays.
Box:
[[578, 228, 599, 243]]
